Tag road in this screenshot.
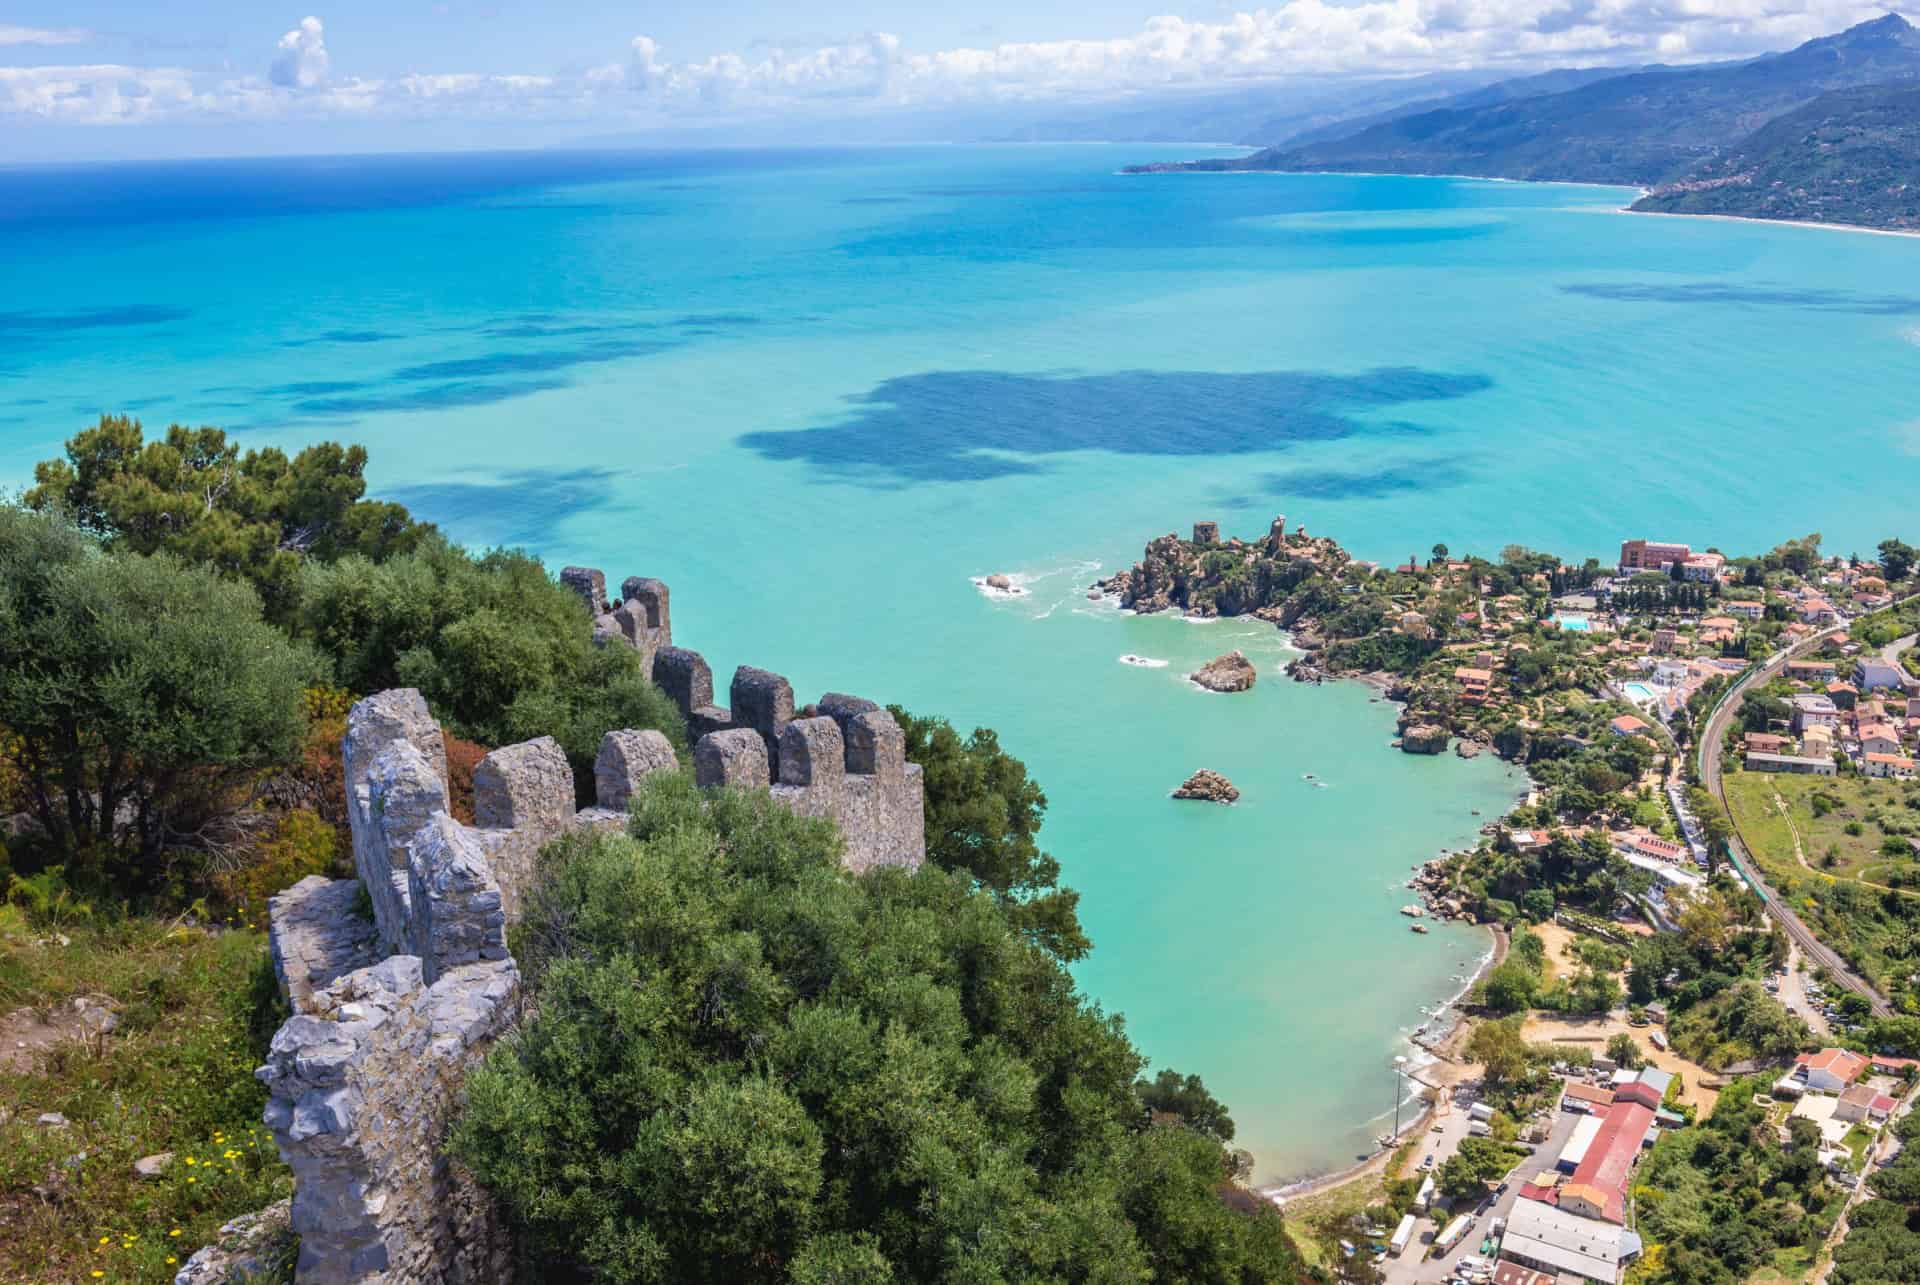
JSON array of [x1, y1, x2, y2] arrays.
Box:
[[1695, 626, 1894, 1016], [1778, 941, 1833, 1039], [1381, 1106, 1582, 1285]]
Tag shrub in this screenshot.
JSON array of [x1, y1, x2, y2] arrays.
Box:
[[0, 505, 321, 875], [209, 809, 337, 928], [452, 775, 1298, 1284], [296, 538, 683, 797]]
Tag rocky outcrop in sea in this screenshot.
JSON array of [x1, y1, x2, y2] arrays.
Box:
[[1190, 650, 1257, 693], [1172, 769, 1240, 804]]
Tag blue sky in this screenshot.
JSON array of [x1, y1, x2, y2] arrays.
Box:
[[0, 2, 1906, 160]]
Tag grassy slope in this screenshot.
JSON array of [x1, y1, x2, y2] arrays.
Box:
[[0, 908, 291, 1284]]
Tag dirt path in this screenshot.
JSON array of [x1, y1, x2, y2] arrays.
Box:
[[1518, 1013, 1720, 1114], [1772, 786, 1814, 872]]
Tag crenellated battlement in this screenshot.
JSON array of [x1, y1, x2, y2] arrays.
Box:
[[252, 570, 926, 1282]]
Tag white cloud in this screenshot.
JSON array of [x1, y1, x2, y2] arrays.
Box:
[[0, 64, 200, 122], [610, 1, 1907, 108], [270, 16, 329, 89], [0, 4, 1912, 129], [0, 25, 92, 47]]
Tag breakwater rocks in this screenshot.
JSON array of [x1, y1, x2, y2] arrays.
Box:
[[1190, 650, 1257, 693], [1172, 769, 1240, 803]]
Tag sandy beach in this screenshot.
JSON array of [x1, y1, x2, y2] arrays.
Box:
[[1618, 205, 1920, 240]]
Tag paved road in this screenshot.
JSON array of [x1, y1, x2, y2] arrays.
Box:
[[1778, 941, 1833, 1039], [1696, 627, 1894, 1015], [1382, 1106, 1581, 1285]]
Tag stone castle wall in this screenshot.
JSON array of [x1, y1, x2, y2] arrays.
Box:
[[250, 570, 924, 1284]]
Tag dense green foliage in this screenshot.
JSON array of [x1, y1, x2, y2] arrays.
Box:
[[0, 505, 321, 868], [1135, 1069, 1236, 1144], [1635, 1077, 1838, 1285], [1434, 1136, 1527, 1201], [1634, 81, 1920, 231], [1834, 1108, 1920, 1282], [26, 415, 429, 623], [892, 708, 1089, 963], [296, 537, 683, 792], [451, 775, 1298, 1283]]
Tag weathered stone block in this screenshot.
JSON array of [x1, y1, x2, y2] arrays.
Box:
[[730, 666, 794, 776], [653, 646, 714, 716], [594, 729, 678, 812], [817, 692, 880, 737], [690, 705, 734, 739], [472, 736, 574, 835], [846, 709, 907, 778], [344, 689, 447, 793], [778, 717, 845, 788], [405, 815, 509, 982], [620, 576, 670, 633], [559, 566, 607, 615], [268, 876, 379, 1016], [694, 729, 770, 790]]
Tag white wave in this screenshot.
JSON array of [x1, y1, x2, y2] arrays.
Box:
[[1903, 324, 1920, 348], [970, 574, 1031, 599], [1118, 654, 1169, 668]]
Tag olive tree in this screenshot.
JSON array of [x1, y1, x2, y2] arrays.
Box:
[[0, 504, 320, 866]]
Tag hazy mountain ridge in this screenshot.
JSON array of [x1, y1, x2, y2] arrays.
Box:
[[1123, 14, 1920, 231]]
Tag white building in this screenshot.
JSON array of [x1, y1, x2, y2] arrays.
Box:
[[1501, 1198, 1642, 1284]]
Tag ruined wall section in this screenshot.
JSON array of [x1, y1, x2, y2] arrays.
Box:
[[259, 690, 678, 1285], [255, 564, 927, 1283], [257, 955, 518, 1285]]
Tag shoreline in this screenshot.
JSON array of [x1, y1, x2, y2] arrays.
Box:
[[1260, 921, 1503, 1205], [1615, 204, 1920, 241], [1126, 160, 1920, 240]]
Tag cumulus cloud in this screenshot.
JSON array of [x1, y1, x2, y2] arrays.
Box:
[[0, 25, 92, 46], [1, 4, 1913, 128], [270, 15, 329, 89], [0, 64, 199, 122], [611, 1, 1908, 107]]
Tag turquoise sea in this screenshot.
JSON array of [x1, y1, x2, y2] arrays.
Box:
[[5, 144, 1920, 1179]]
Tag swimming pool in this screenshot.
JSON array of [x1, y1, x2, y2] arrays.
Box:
[[1622, 682, 1657, 704], [1554, 614, 1591, 632]]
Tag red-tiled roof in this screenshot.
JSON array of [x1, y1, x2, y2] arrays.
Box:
[[1797, 1048, 1869, 1083], [1566, 1101, 1654, 1223]]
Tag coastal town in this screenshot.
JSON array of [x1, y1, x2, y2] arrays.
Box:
[[1103, 519, 1920, 1283]]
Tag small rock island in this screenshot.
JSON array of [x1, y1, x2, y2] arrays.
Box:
[[1172, 769, 1240, 804], [1190, 650, 1257, 693]]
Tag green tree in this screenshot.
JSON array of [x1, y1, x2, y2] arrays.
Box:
[[1879, 538, 1917, 583], [890, 709, 1089, 962], [451, 774, 1300, 1284], [1606, 1033, 1643, 1069], [27, 416, 429, 622], [1436, 1137, 1524, 1201], [1483, 960, 1539, 1014], [1135, 1069, 1236, 1142], [0, 504, 320, 866], [296, 537, 682, 792]]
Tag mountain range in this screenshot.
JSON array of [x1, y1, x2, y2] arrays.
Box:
[[1125, 14, 1920, 232]]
